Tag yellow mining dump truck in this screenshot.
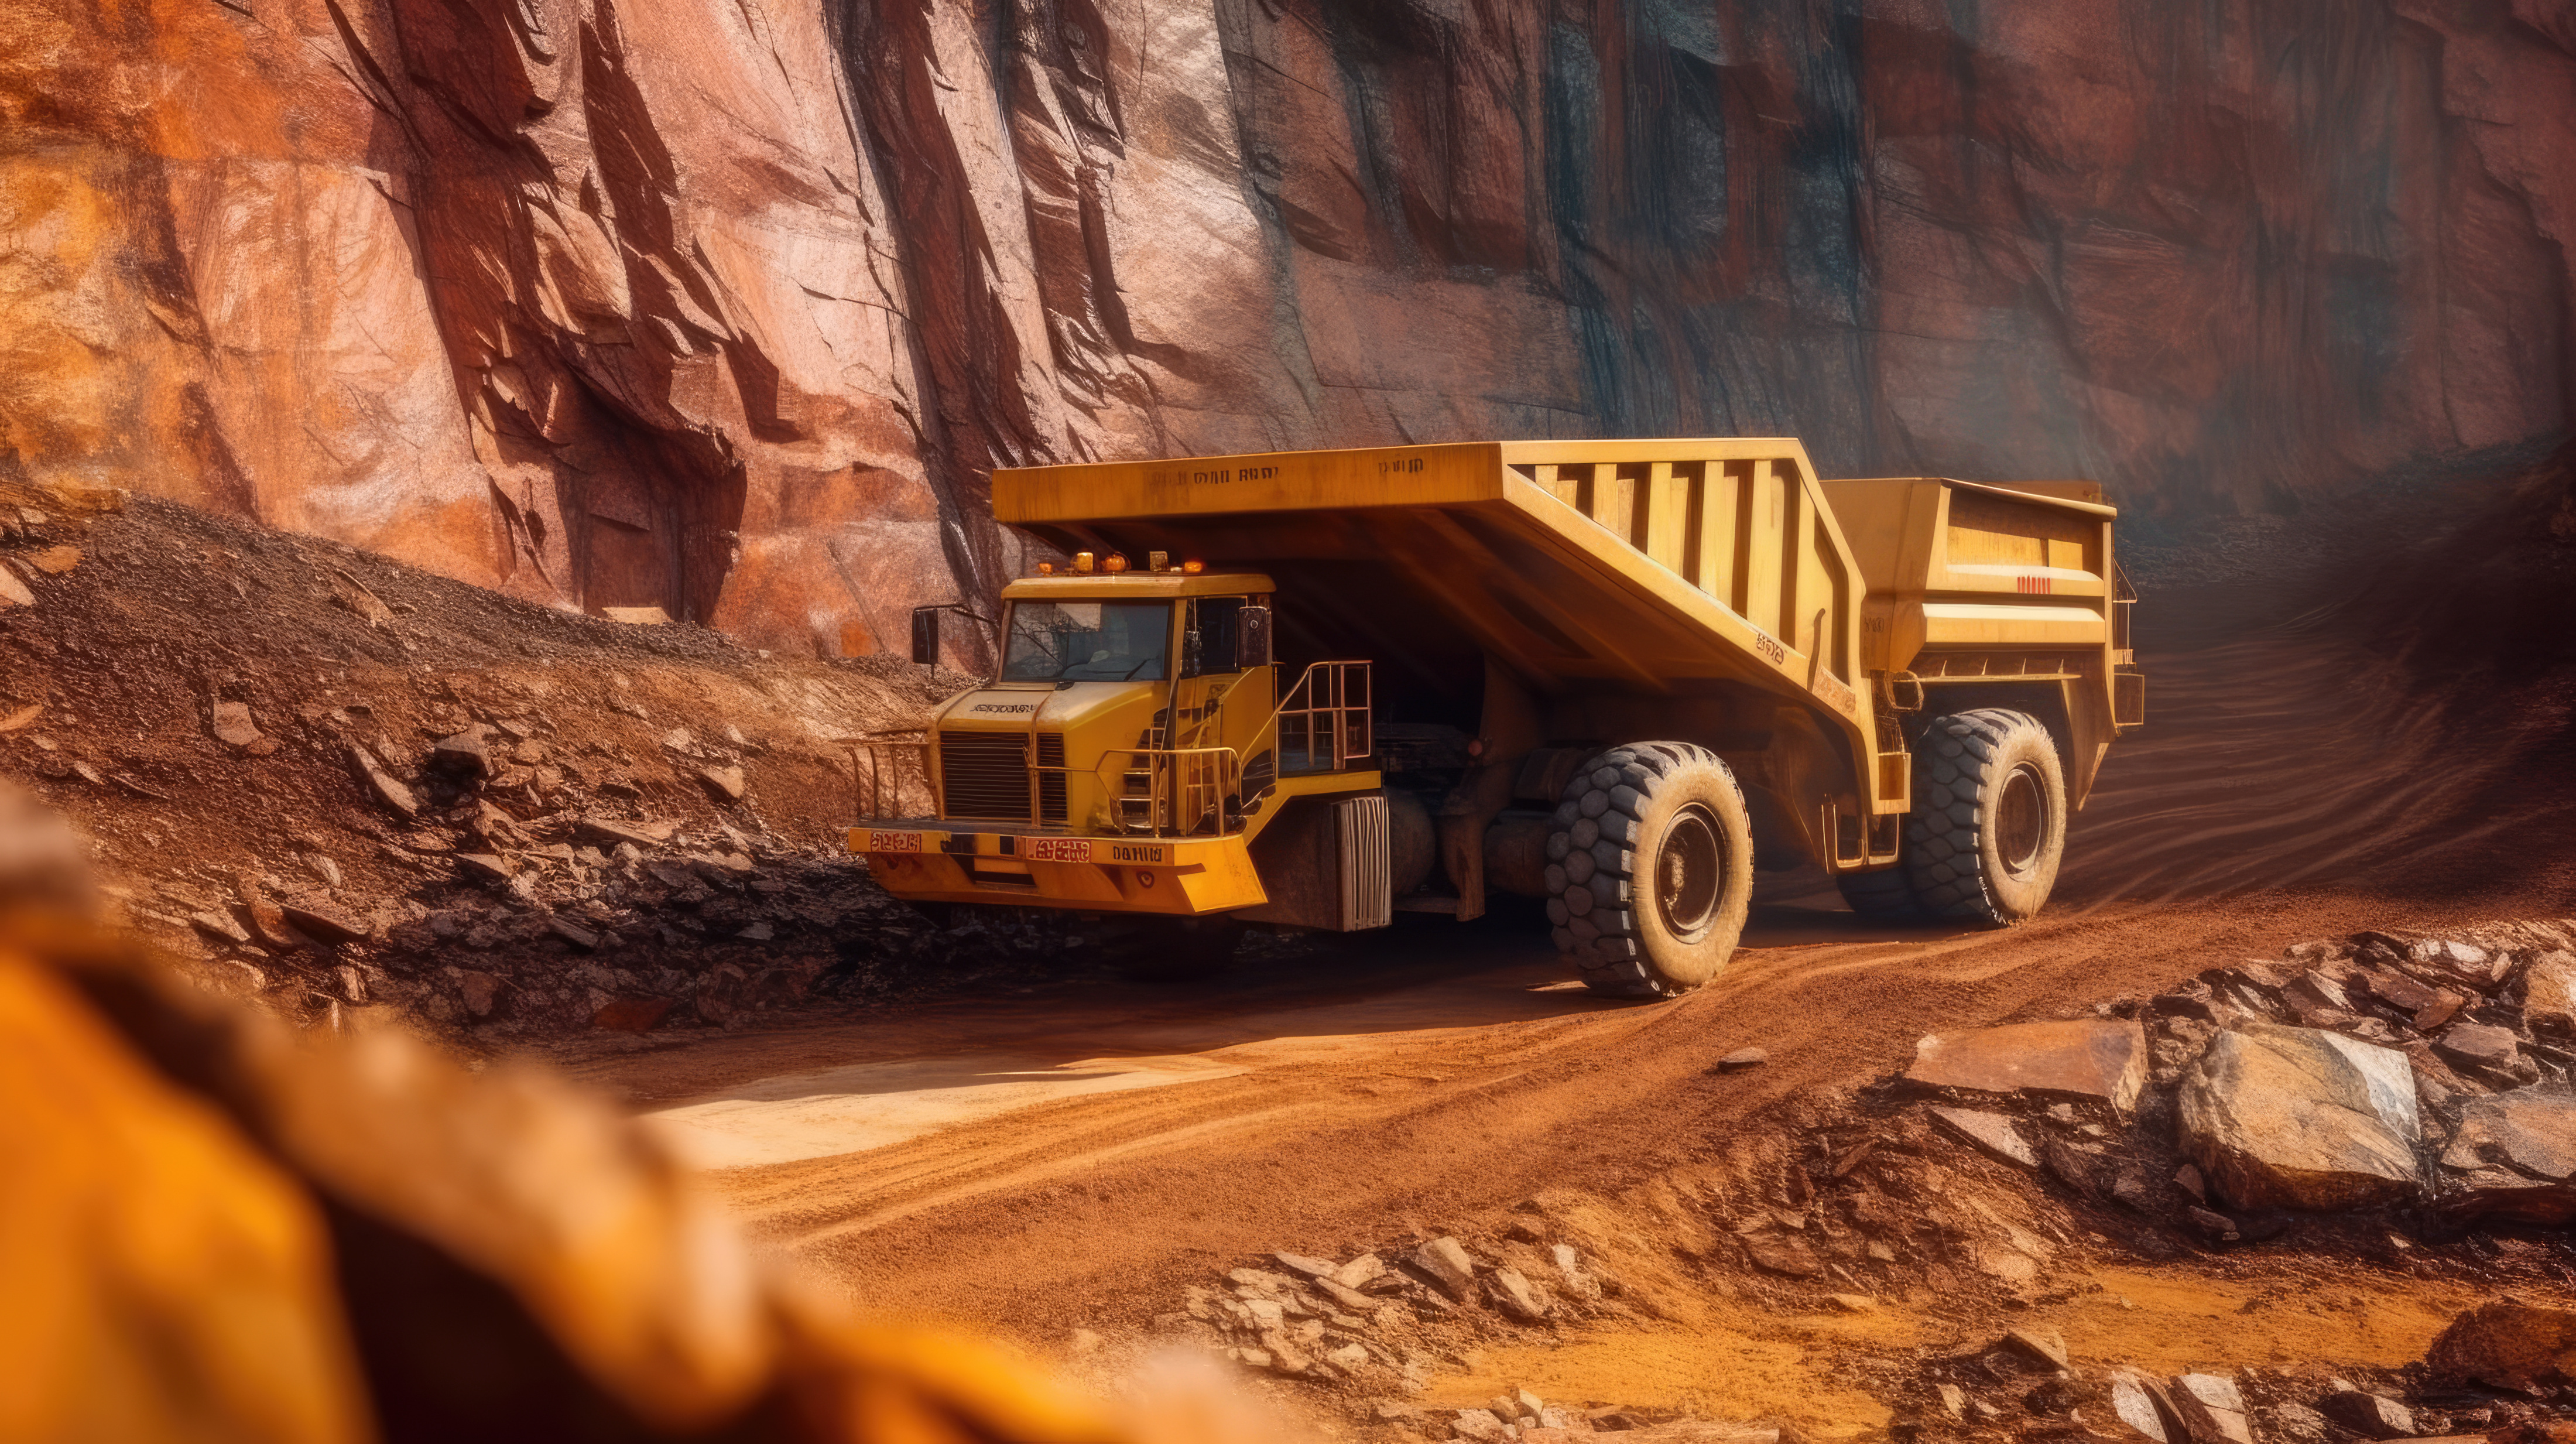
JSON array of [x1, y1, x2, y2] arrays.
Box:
[[847, 440, 2142, 996]]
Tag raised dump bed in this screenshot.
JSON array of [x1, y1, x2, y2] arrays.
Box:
[[851, 439, 2140, 997]]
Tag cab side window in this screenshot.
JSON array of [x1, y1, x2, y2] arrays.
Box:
[[1183, 596, 1245, 677]]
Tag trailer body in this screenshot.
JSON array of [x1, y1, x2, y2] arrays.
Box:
[[848, 439, 2140, 993]]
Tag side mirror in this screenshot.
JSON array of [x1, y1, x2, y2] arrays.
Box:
[[1236, 605, 1273, 669], [910, 605, 941, 667]]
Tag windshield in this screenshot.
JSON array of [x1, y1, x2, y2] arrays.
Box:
[[1001, 600, 1171, 682]]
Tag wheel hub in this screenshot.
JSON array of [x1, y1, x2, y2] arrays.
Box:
[[1996, 764, 2049, 878], [1656, 804, 1725, 942]]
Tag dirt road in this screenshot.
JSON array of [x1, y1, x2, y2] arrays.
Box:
[[570, 577, 2576, 1343]]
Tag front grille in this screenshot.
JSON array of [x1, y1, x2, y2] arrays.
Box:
[[940, 731, 1067, 822], [1037, 732, 1066, 819]]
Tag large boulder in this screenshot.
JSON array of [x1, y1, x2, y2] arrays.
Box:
[[1907, 1019, 2149, 1116], [2426, 1299, 2576, 1390], [2386, 936, 2513, 993], [2170, 1374, 2253, 1444], [2320, 1392, 2413, 1440], [2435, 1088, 2576, 1224], [2433, 1022, 2527, 1080], [2524, 950, 2576, 1034], [2176, 1025, 2420, 1211]]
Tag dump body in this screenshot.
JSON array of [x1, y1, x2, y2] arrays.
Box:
[[851, 439, 2136, 935], [1825, 477, 2141, 796]]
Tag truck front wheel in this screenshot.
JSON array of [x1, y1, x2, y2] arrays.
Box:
[[1543, 743, 1755, 998], [1904, 709, 2067, 923]]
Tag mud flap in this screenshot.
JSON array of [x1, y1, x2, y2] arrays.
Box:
[[1239, 794, 1390, 931]]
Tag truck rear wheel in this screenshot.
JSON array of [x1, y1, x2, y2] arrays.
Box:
[[1904, 709, 2067, 923], [1543, 743, 1754, 999]]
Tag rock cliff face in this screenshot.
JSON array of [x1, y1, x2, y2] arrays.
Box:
[[2, 0, 2570, 649]]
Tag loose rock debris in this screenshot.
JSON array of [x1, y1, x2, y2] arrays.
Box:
[[0, 492, 1088, 1045], [1171, 922, 2576, 1442], [1930, 1106, 2040, 1169]]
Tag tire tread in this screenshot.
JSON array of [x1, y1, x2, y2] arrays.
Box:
[[1543, 741, 1747, 998], [1902, 708, 2059, 925]]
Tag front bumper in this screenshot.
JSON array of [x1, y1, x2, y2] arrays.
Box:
[[849, 822, 1266, 916]]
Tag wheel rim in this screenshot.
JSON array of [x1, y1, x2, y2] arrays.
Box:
[[1656, 804, 1725, 942], [1996, 764, 2050, 878]]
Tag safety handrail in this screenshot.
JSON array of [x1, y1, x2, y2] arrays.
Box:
[[844, 661, 1376, 836], [1239, 659, 1373, 778], [1045, 744, 1245, 839], [2110, 560, 2140, 662], [1050, 661, 1373, 836]]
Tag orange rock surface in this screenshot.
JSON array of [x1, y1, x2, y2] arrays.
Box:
[[3, 1, 2570, 649]]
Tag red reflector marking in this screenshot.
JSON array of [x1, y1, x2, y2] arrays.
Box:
[[2016, 576, 2053, 594]]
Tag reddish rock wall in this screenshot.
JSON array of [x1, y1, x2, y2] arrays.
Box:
[[2, 0, 2568, 648]]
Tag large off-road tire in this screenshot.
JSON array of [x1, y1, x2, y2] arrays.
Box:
[[1543, 743, 1755, 999], [1836, 866, 1921, 921], [1904, 709, 2068, 924]]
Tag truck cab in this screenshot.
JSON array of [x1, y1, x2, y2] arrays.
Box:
[[849, 556, 1388, 926], [934, 566, 1280, 836]]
